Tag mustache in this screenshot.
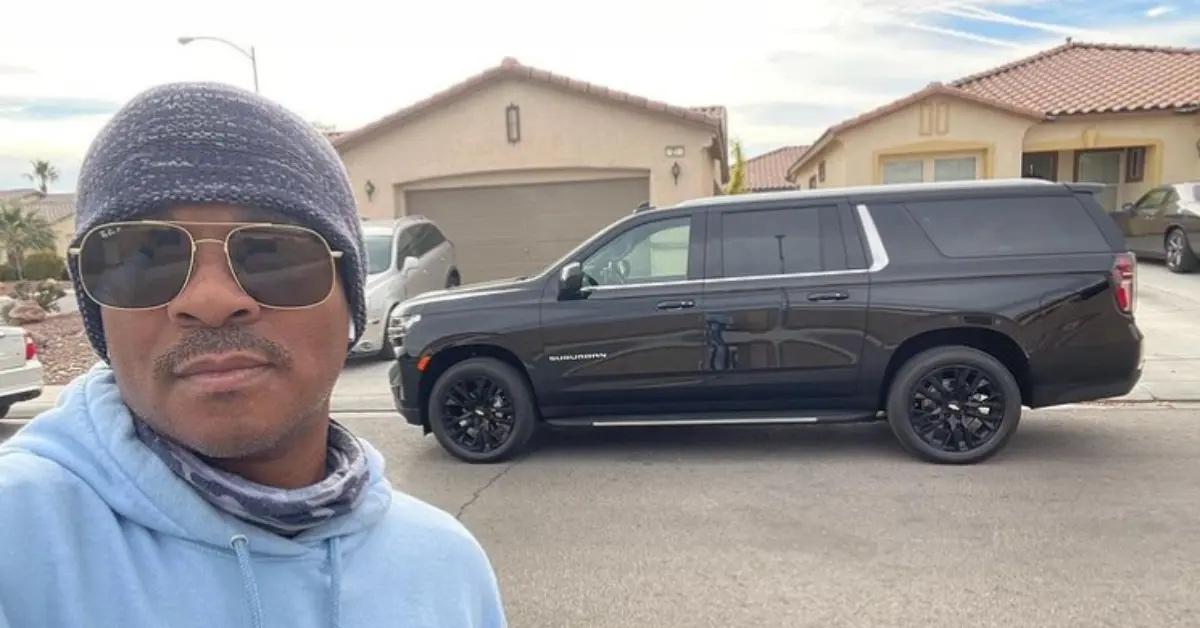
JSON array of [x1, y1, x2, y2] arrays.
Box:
[[154, 327, 293, 379]]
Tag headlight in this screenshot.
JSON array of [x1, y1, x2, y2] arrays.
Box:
[[386, 312, 421, 348]]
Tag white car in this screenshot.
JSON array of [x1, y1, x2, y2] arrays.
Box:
[[351, 218, 459, 358], [0, 326, 42, 418]]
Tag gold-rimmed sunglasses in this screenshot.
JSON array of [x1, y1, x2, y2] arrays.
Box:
[[68, 221, 344, 311]]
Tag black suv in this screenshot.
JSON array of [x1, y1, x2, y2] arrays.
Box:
[[388, 180, 1142, 464]]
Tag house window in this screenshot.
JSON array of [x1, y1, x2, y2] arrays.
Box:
[[808, 175, 817, 189], [818, 160, 826, 182], [882, 159, 923, 184], [1126, 147, 1146, 183], [934, 156, 977, 182]]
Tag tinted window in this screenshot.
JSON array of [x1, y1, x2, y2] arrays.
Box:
[[364, 234, 393, 275], [1134, 188, 1170, 214], [583, 218, 690, 286], [906, 196, 1110, 257], [722, 207, 822, 277], [393, 226, 419, 267], [409, 224, 444, 257]]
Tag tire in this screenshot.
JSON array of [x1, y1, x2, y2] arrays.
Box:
[[428, 358, 537, 463], [1165, 229, 1198, 274], [886, 346, 1022, 464], [446, 271, 461, 289]]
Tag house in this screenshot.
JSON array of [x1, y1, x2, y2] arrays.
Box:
[[333, 58, 728, 282], [0, 189, 76, 257], [744, 145, 808, 192], [786, 42, 1200, 211]]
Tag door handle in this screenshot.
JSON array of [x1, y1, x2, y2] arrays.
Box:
[[806, 291, 849, 302], [656, 299, 696, 311]]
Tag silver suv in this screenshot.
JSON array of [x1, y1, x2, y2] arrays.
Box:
[[352, 218, 459, 358]]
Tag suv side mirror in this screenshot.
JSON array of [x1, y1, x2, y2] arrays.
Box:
[[1121, 202, 1135, 214], [558, 262, 584, 299], [401, 256, 420, 275]]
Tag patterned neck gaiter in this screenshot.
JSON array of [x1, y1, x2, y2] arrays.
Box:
[[133, 418, 371, 537]]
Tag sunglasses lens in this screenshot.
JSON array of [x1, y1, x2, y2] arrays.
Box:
[[78, 224, 192, 308], [229, 226, 335, 307]]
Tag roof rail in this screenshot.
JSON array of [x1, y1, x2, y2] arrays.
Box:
[[633, 201, 654, 213]]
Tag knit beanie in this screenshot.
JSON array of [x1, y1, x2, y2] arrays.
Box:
[[71, 82, 366, 360]]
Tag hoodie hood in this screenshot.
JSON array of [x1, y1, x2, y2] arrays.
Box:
[[3, 364, 392, 557]]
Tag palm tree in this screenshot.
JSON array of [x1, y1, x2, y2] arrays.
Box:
[[24, 160, 59, 194], [0, 202, 56, 279]]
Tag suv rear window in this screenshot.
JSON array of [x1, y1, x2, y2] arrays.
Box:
[[905, 196, 1110, 258]]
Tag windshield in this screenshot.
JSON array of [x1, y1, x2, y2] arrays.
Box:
[[364, 234, 393, 275]]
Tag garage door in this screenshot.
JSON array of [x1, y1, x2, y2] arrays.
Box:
[[406, 177, 650, 282]]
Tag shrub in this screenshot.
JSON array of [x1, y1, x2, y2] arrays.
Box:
[[0, 265, 17, 281], [13, 279, 66, 313], [23, 251, 66, 281]]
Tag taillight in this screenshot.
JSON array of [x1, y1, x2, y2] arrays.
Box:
[[24, 334, 36, 361], [1112, 252, 1136, 315]]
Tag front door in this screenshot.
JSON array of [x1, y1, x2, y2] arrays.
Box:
[[1075, 150, 1122, 211], [701, 202, 869, 410], [538, 214, 708, 416]]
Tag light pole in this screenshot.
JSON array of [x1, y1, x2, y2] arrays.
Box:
[[177, 36, 259, 93]]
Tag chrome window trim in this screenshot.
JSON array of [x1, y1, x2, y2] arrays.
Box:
[[856, 203, 889, 272], [582, 203, 889, 293]]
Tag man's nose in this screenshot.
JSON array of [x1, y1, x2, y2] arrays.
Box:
[[165, 242, 262, 327]]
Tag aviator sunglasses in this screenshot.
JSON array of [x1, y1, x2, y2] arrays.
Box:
[[69, 221, 343, 310]]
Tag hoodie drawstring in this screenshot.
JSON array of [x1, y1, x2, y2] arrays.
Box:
[[230, 535, 265, 628], [328, 536, 344, 628], [228, 534, 344, 628]]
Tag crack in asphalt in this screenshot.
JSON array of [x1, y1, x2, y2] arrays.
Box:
[[456, 461, 518, 521]]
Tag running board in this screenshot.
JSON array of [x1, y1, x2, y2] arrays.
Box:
[[545, 410, 877, 428]]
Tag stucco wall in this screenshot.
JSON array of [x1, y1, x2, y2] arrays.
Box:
[[338, 78, 722, 219], [1024, 112, 1200, 205], [839, 98, 1036, 185]]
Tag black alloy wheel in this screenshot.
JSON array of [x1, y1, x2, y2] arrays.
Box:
[[909, 365, 1005, 453], [428, 358, 536, 463], [441, 376, 516, 454], [886, 346, 1022, 464]]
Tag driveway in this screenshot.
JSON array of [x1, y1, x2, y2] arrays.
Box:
[[1128, 261, 1200, 401]]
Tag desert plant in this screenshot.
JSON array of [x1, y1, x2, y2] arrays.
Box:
[[24, 160, 59, 194], [22, 251, 66, 281], [13, 279, 65, 313], [0, 202, 56, 279], [724, 140, 747, 195]]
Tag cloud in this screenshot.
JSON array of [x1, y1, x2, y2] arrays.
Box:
[[0, 96, 119, 121], [1146, 5, 1175, 18], [0, 64, 34, 75], [934, 5, 1087, 37], [734, 102, 863, 127]]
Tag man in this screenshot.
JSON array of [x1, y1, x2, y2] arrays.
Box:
[[0, 83, 506, 628]]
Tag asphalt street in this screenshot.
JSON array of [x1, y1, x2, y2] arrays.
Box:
[[3, 405, 1198, 626]]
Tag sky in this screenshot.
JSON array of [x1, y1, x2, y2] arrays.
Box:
[[2, 0, 1199, 192]]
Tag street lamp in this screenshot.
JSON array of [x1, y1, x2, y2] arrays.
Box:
[[177, 36, 259, 93]]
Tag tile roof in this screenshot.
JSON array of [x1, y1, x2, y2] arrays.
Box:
[[952, 42, 1200, 115], [0, 190, 76, 224], [745, 145, 809, 191], [785, 41, 1200, 181], [333, 57, 725, 151]]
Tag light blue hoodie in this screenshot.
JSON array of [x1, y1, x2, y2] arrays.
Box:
[[0, 366, 506, 628]]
